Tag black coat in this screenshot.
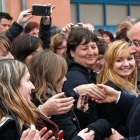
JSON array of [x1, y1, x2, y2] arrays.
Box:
[[117, 92, 140, 140], [97, 81, 127, 137], [63, 62, 99, 125], [6, 17, 51, 49], [32, 90, 112, 140]]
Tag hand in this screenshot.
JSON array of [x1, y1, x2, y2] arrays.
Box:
[[108, 130, 124, 140], [94, 84, 120, 103], [41, 92, 75, 116], [77, 94, 89, 112], [20, 126, 56, 140], [74, 83, 106, 100], [42, 4, 56, 25], [78, 128, 94, 140], [62, 23, 73, 34], [17, 8, 34, 26]]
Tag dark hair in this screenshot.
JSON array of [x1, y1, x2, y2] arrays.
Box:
[[51, 25, 61, 37], [97, 38, 107, 55], [11, 34, 44, 62], [24, 22, 39, 33], [116, 28, 129, 42], [103, 31, 114, 42], [0, 12, 13, 21], [67, 27, 98, 61]]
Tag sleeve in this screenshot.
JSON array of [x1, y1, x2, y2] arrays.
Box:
[[6, 21, 23, 42], [51, 113, 79, 140], [121, 135, 140, 140], [0, 120, 18, 140], [39, 17, 51, 49], [72, 136, 83, 140]]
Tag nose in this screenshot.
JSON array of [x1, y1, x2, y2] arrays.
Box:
[[5, 26, 10, 31], [123, 59, 129, 66], [35, 34, 39, 38], [64, 76, 67, 82], [31, 83, 35, 91], [88, 47, 94, 54]]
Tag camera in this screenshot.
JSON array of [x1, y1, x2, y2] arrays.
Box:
[[71, 24, 79, 28], [32, 4, 51, 16]]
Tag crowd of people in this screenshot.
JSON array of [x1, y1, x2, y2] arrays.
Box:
[[0, 3, 140, 140]]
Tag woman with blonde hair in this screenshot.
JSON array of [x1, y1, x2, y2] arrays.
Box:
[[0, 59, 59, 140], [97, 40, 138, 137]]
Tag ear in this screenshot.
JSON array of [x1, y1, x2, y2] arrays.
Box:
[[70, 50, 75, 58]]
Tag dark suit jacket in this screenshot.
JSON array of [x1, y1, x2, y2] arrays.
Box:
[[117, 92, 140, 140]]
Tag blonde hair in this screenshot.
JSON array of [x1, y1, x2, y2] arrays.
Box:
[[28, 51, 68, 103], [0, 59, 37, 131], [97, 40, 137, 90]]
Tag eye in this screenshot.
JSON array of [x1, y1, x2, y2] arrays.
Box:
[[128, 57, 133, 60], [116, 59, 122, 62]]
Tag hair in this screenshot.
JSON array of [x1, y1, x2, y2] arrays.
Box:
[[11, 34, 44, 62], [0, 59, 36, 131], [96, 38, 107, 55], [97, 40, 137, 90], [103, 31, 114, 42], [0, 35, 11, 53], [121, 16, 136, 24], [51, 25, 61, 37], [116, 28, 130, 42], [24, 22, 39, 33], [0, 12, 13, 21], [50, 33, 68, 53], [67, 27, 98, 61], [28, 51, 68, 103], [116, 22, 133, 34]]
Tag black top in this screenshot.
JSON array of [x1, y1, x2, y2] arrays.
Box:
[[97, 81, 128, 137]]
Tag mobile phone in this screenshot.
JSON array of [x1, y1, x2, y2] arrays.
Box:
[[81, 94, 89, 105], [58, 130, 63, 140], [32, 4, 51, 16]]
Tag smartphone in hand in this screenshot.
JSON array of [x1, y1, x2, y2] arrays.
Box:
[[81, 94, 89, 105], [32, 4, 51, 16]]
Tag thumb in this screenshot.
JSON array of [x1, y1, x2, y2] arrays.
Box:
[[52, 92, 65, 99], [80, 128, 88, 133]]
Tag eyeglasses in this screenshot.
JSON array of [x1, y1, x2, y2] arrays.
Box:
[[128, 41, 140, 48]]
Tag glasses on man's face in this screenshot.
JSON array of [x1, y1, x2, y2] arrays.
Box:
[[128, 41, 140, 48]]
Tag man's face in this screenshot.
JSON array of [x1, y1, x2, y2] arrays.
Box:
[[129, 22, 140, 68], [0, 18, 11, 35]]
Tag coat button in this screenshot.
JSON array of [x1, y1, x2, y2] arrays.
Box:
[[73, 118, 76, 121]]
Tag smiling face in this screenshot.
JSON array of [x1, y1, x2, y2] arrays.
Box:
[[70, 38, 98, 71], [19, 71, 35, 104], [113, 54, 135, 80]]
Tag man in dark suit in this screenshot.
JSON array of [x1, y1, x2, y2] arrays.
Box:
[[96, 20, 140, 140]]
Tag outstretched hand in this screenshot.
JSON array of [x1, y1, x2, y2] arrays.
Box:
[[17, 8, 34, 26]]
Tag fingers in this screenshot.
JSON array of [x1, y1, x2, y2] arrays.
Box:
[[39, 127, 47, 137], [49, 136, 56, 140], [80, 128, 89, 133], [58, 97, 74, 103], [41, 130, 53, 140], [52, 92, 65, 99], [20, 128, 30, 140]]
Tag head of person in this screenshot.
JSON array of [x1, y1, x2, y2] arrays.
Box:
[[102, 31, 114, 45], [24, 22, 39, 38], [92, 39, 107, 73], [121, 16, 136, 24], [50, 33, 68, 56], [0, 59, 36, 130], [0, 12, 13, 35], [116, 28, 130, 42], [51, 25, 61, 37], [127, 21, 140, 68], [0, 35, 14, 59], [97, 40, 137, 90], [67, 27, 99, 72], [28, 51, 67, 103], [85, 23, 95, 31], [11, 33, 44, 65]]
